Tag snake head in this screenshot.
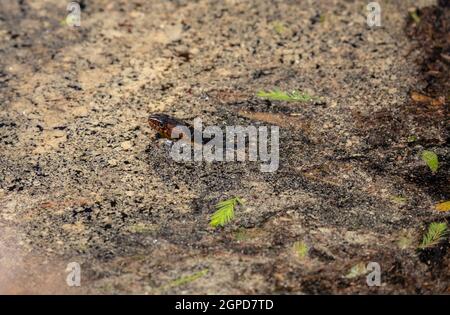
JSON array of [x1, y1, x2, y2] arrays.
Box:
[[148, 113, 168, 128], [148, 113, 192, 140]]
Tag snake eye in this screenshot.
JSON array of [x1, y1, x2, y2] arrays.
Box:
[[149, 115, 164, 127]]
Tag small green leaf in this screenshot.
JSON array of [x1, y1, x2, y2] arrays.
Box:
[[273, 21, 286, 35], [410, 10, 421, 24], [234, 228, 264, 241], [257, 89, 318, 102], [391, 195, 407, 205], [127, 223, 157, 234], [234, 228, 248, 241], [407, 135, 418, 143], [345, 262, 367, 279], [421, 150, 439, 173], [210, 197, 243, 228], [293, 241, 309, 260], [398, 230, 415, 250], [419, 222, 447, 249], [165, 268, 209, 289]]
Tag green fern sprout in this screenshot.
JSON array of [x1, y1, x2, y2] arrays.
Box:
[[410, 9, 421, 24], [345, 262, 368, 279], [419, 222, 447, 249], [293, 241, 309, 259], [210, 197, 243, 228], [164, 268, 209, 290], [273, 21, 286, 35], [257, 89, 317, 102], [398, 230, 415, 250]]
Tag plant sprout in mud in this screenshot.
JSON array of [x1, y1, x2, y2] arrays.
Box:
[[398, 231, 415, 250], [257, 89, 317, 102], [345, 262, 368, 279], [292, 241, 309, 260], [163, 269, 209, 291], [419, 222, 447, 249], [272, 21, 287, 35], [409, 8, 421, 24], [421, 150, 439, 173], [210, 197, 244, 228]]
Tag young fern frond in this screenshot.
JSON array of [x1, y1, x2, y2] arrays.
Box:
[[257, 89, 317, 102], [419, 222, 447, 249], [410, 9, 421, 24], [162, 268, 209, 291], [345, 262, 368, 279], [210, 197, 243, 228], [293, 241, 309, 259], [273, 21, 287, 35]]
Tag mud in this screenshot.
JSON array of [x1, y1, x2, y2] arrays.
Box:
[[0, 0, 448, 294]]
